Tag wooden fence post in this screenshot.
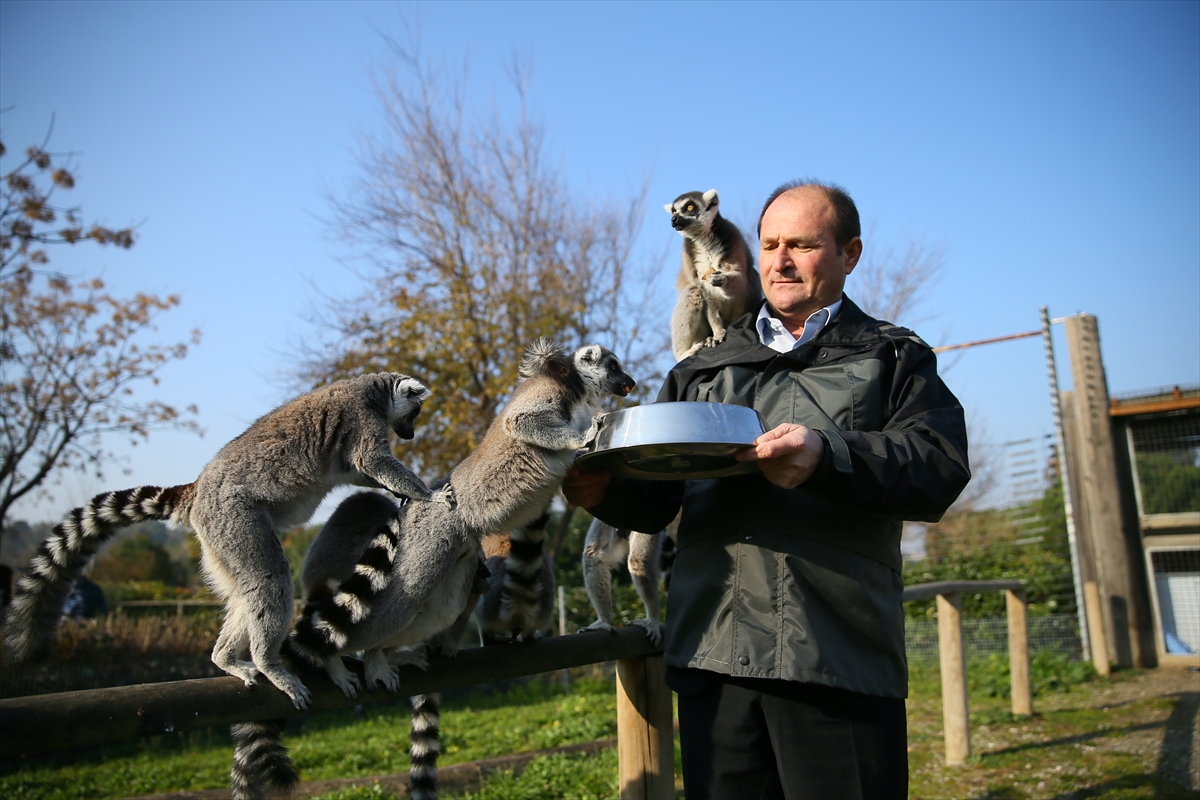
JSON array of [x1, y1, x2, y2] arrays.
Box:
[[1084, 580, 1111, 676], [1005, 588, 1032, 716], [937, 591, 970, 764], [616, 655, 674, 799]]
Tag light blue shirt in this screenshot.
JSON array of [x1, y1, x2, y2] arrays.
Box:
[[755, 298, 843, 353]]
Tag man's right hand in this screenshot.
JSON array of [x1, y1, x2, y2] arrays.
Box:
[[562, 466, 611, 509]]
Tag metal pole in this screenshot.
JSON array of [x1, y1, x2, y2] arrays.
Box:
[[1041, 306, 1091, 660]]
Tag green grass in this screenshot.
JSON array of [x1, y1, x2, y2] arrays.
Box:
[[1, 658, 1194, 800], [0, 677, 620, 800]]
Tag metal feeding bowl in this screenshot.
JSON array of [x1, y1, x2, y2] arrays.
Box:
[[575, 402, 765, 480]]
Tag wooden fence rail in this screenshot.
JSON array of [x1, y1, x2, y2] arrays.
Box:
[[1, 579, 1029, 788], [903, 579, 1032, 764]]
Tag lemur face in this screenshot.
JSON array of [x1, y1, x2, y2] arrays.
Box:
[[574, 345, 636, 398], [390, 377, 430, 440], [665, 189, 719, 234]]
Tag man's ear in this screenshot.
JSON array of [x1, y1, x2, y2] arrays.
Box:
[[843, 237, 863, 273]]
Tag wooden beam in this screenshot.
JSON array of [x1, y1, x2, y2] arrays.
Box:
[[937, 591, 970, 764], [1084, 580, 1111, 676], [1005, 588, 1032, 716], [616, 656, 674, 799], [902, 579, 1023, 603], [0, 627, 660, 759]]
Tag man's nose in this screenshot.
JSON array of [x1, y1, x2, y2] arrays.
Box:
[[767, 245, 789, 271]]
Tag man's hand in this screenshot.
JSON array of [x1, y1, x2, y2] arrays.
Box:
[[734, 423, 824, 489], [562, 466, 611, 509]]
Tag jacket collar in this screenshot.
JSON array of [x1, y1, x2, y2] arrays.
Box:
[[677, 295, 885, 372]]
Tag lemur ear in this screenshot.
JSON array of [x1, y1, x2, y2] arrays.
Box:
[[702, 189, 719, 206], [663, 203, 674, 213]]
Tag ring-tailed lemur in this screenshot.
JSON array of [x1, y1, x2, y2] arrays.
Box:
[[3, 373, 447, 710], [286, 339, 633, 687], [231, 489, 487, 800], [474, 511, 556, 644], [578, 519, 666, 647], [234, 340, 635, 800], [667, 189, 762, 361]]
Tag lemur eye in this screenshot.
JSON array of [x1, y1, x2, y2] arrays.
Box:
[[685, 203, 695, 212]]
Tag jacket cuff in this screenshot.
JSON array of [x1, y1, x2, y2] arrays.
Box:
[[805, 429, 848, 489]]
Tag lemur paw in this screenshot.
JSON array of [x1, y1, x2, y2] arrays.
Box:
[[223, 661, 260, 688], [387, 646, 430, 672], [433, 484, 456, 509], [437, 641, 460, 659], [629, 618, 665, 649], [577, 620, 617, 636], [364, 650, 400, 694], [265, 673, 312, 710], [325, 657, 361, 700]]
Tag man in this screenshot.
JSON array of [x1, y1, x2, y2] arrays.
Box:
[[563, 180, 970, 799]]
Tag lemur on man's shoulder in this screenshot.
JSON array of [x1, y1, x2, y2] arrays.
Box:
[[667, 188, 762, 361]]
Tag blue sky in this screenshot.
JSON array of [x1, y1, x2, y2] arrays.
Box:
[[1, 0, 1197, 523]]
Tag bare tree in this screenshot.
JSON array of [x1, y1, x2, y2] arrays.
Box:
[[310, 41, 665, 479], [0, 126, 201, 550], [850, 225, 946, 329]]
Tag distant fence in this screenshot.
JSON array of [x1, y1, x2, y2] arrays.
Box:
[[906, 613, 1081, 663]]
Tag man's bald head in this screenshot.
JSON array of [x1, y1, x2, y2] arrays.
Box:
[[756, 179, 861, 253]]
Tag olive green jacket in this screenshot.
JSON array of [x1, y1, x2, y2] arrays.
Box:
[[590, 297, 970, 698]]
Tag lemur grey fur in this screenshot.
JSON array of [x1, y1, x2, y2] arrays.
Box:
[[237, 340, 635, 800], [229, 489, 484, 800], [474, 511, 556, 644], [578, 519, 666, 647], [667, 188, 762, 361], [286, 339, 635, 691], [3, 373, 444, 710]]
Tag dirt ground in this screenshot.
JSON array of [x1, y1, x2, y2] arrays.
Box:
[[907, 665, 1200, 799]]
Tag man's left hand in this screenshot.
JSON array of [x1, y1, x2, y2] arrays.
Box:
[[734, 423, 824, 489]]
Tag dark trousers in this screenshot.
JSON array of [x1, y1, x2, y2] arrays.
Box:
[[669, 668, 908, 800]]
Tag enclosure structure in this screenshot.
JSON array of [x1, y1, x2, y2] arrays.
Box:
[[1109, 384, 1200, 668]]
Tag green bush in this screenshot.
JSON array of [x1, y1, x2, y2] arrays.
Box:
[[902, 546, 1074, 620], [969, 651, 1098, 698]]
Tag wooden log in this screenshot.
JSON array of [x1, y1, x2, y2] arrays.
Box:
[[902, 579, 1023, 603], [615, 655, 674, 800], [936, 591, 970, 764], [0, 627, 660, 759], [1005, 588, 1032, 716]]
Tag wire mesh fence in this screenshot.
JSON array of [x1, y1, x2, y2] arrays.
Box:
[[1120, 395, 1200, 518], [904, 614, 1082, 665]]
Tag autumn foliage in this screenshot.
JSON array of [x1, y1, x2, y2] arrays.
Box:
[[309, 47, 666, 479], [0, 125, 200, 543]]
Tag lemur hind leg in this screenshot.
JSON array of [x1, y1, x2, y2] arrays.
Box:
[[579, 519, 629, 635], [198, 504, 311, 708], [627, 530, 665, 648]]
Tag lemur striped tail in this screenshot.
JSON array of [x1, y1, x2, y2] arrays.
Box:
[[409, 693, 441, 800], [3, 484, 193, 666], [288, 511, 403, 666], [229, 718, 298, 800]]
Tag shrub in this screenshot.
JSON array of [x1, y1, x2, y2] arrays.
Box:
[[969, 650, 1098, 698]]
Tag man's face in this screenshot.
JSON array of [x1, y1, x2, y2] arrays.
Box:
[[758, 188, 862, 328]]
